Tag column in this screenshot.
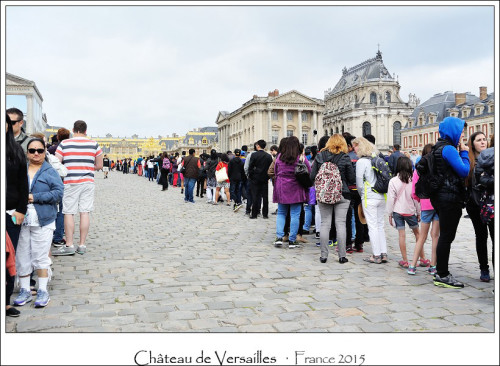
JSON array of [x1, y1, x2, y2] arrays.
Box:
[[268, 109, 272, 144], [298, 109, 303, 144], [26, 94, 34, 134], [282, 109, 287, 139], [313, 111, 318, 143]]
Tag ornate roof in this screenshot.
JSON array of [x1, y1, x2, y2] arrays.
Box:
[[326, 51, 394, 97]]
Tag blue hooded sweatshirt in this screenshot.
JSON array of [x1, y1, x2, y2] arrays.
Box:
[[438, 116, 470, 178]]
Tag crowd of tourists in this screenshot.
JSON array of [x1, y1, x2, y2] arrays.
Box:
[[5, 108, 495, 318]]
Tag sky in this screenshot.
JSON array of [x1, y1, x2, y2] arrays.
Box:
[[4, 4, 496, 138]]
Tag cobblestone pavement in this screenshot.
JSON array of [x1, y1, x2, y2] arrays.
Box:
[[6, 171, 495, 333]]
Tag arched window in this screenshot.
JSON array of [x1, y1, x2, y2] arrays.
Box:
[[362, 122, 371, 136], [335, 126, 339, 134], [324, 129, 328, 136], [393, 121, 401, 146], [370, 92, 377, 105], [330, 128, 334, 135], [385, 91, 391, 103]]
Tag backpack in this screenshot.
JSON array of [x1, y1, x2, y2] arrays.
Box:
[[315, 154, 343, 204], [415, 149, 443, 199], [162, 158, 171, 170], [479, 191, 494, 224], [370, 156, 392, 194]]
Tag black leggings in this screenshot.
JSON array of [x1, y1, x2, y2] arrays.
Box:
[[466, 202, 495, 271], [431, 199, 463, 278]]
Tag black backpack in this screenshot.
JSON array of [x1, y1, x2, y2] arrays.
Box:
[[415, 149, 443, 199], [370, 156, 392, 194]]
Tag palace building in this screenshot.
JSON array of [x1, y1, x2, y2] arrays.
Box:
[[216, 89, 324, 152], [401, 87, 495, 151], [323, 51, 418, 153], [6, 72, 47, 134]]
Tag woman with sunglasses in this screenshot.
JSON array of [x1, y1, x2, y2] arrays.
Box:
[[13, 138, 63, 308]]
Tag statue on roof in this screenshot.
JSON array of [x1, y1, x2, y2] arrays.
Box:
[[342, 67, 348, 75], [376, 50, 382, 60]]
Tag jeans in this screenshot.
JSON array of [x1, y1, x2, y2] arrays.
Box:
[[466, 201, 495, 271], [303, 204, 313, 231], [276, 203, 302, 242], [229, 179, 241, 204], [148, 168, 154, 181], [53, 201, 64, 242], [184, 177, 196, 202], [430, 198, 463, 278], [168, 172, 173, 185]]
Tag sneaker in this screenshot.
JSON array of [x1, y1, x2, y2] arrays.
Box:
[[52, 239, 66, 247], [52, 245, 76, 256], [316, 242, 321, 247], [433, 273, 464, 289], [6, 307, 20, 317], [339, 257, 348, 264], [288, 241, 302, 249], [315, 232, 320, 239], [407, 266, 417, 275], [233, 204, 242, 212], [274, 237, 283, 247], [428, 266, 437, 275], [346, 246, 354, 254], [76, 245, 87, 255], [480, 270, 491, 282], [354, 246, 364, 253], [34, 289, 50, 308], [13, 288, 33, 306], [328, 240, 337, 247]]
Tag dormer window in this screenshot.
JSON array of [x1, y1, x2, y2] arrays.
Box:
[[370, 92, 377, 105], [385, 91, 391, 103], [463, 110, 468, 118]]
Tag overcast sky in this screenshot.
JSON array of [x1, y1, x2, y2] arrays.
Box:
[[4, 3, 496, 138]]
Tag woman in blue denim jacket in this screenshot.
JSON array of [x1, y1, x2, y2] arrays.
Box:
[[13, 138, 63, 309]]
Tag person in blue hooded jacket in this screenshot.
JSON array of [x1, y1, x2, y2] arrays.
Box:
[[13, 138, 64, 308], [429, 117, 470, 289]]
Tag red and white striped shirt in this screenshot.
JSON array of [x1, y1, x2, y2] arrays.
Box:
[[56, 137, 103, 184]]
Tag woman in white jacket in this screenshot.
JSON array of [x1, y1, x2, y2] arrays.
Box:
[[352, 137, 388, 264]]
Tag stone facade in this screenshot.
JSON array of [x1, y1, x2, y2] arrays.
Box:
[[401, 87, 495, 152], [323, 51, 417, 153], [216, 89, 324, 152], [6, 72, 47, 134]]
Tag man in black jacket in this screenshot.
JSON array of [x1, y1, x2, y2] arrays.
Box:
[[228, 149, 245, 212], [248, 140, 273, 219]]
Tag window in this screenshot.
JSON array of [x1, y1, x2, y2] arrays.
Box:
[[330, 128, 334, 136], [287, 130, 293, 137], [287, 111, 293, 121], [188, 138, 194, 145], [370, 92, 377, 105], [324, 129, 328, 136], [490, 123, 494, 135], [419, 116, 424, 126], [463, 110, 468, 118], [272, 111, 278, 120], [385, 91, 391, 103], [362, 122, 371, 136], [341, 125, 345, 134], [335, 126, 339, 134], [301, 112, 308, 121], [476, 108, 481, 115], [419, 134, 422, 145], [476, 125, 481, 132], [393, 121, 401, 146], [302, 133, 308, 145], [272, 130, 279, 145], [202, 137, 207, 145]]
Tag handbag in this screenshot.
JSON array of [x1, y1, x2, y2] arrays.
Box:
[[215, 164, 228, 182], [295, 157, 313, 188]]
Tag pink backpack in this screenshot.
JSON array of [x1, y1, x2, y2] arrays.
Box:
[[315, 158, 343, 205], [162, 158, 171, 170]]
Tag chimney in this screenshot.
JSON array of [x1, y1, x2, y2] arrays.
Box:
[[455, 92, 466, 106], [480, 86, 487, 100], [268, 91, 273, 97], [253, 95, 258, 99], [274, 89, 279, 96]]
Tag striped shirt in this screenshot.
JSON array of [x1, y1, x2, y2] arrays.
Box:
[[56, 137, 103, 184]]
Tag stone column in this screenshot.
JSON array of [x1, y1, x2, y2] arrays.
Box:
[[268, 109, 272, 144], [282, 109, 288, 139], [298, 109, 303, 144], [313, 111, 318, 143], [26, 94, 34, 134]]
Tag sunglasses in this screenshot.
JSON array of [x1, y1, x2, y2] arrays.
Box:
[[28, 148, 45, 154]]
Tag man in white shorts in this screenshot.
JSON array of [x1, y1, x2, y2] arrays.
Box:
[[52, 120, 103, 256], [103, 154, 110, 179]]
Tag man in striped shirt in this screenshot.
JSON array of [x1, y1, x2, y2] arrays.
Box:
[[52, 120, 103, 256]]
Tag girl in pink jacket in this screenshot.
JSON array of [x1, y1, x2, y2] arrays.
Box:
[[408, 144, 439, 275], [386, 156, 424, 269]]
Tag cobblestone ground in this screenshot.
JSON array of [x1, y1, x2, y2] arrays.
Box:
[[6, 170, 495, 333]]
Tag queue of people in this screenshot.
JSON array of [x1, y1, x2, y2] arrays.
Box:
[[5, 111, 495, 318]]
